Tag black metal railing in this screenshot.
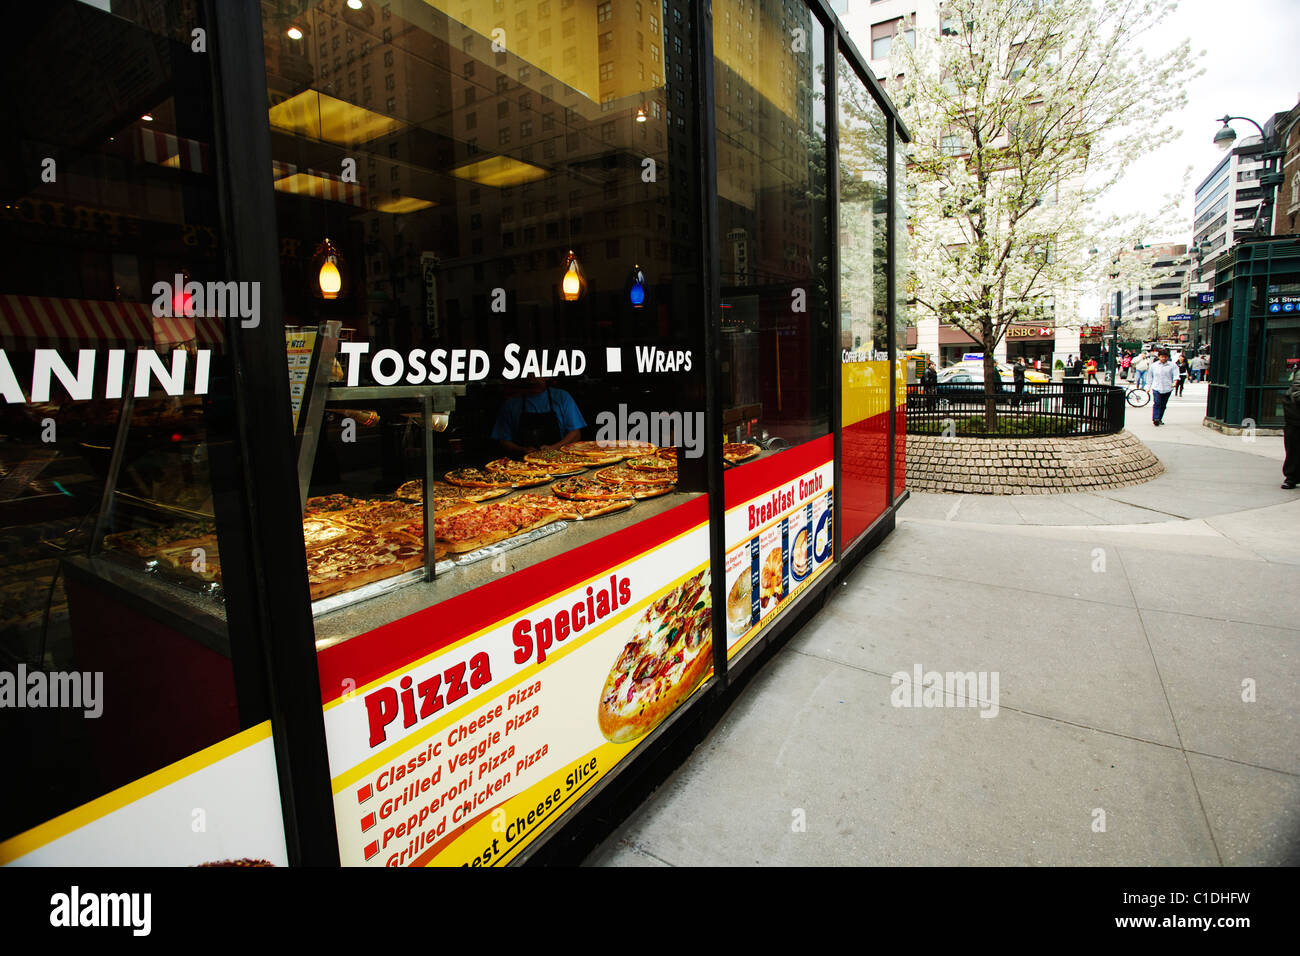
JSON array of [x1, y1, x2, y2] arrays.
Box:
[[905, 381, 1125, 437]]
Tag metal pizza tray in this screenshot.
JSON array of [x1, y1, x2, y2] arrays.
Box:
[[452, 520, 568, 566]]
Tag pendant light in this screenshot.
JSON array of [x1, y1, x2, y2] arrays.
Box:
[[313, 238, 345, 299], [628, 264, 647, 308], [561, 250, 585, 301]]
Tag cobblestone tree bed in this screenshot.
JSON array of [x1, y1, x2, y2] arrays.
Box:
[[905, 431, 1164, 494]]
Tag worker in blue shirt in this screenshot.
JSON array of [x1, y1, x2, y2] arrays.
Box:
[[491, 375, 586, 455]]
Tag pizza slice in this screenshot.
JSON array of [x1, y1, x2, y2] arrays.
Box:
[[155, 535, 222, 584], [336, 499, 424, 532], [568, 497, 635, 519], [597, 569, 713, 744], [723, 442, 762, 464], [505, 492, 581, 520], [301, 517, 354, 551], [304, 494, 367, 517], [432, 505, 522, 553], [305, 530, 425, 600]]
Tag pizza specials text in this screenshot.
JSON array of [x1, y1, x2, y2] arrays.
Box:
[[747, 472, 824, 531], [513, 575, 631, 666], [363, 574, 631, 748]]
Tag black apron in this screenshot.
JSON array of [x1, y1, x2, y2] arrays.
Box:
[[516, 389, 562, 447]]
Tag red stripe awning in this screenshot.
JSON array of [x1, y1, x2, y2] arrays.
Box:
[[1, 295, 154, 348]]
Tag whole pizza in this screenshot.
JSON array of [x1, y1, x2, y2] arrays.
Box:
[[723, 442, 761, 464], [594, 465, 677, 487], [566, 440, 657, 461], [625, 448, 679, 472], [523, 448, 605, 471], [484, 458, 564, 482], [444, 467, 523, 490], [551, 477, 636, 502], [597, 569, 712, 744]]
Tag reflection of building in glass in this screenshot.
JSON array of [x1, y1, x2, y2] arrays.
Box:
[[713, 0, 829, 442], [261, 0, 689, 354]]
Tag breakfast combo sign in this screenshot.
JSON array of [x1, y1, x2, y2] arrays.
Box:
[[723, 435, 834, 659]]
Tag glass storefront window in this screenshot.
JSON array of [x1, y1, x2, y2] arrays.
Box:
[[1, 0, 286, 865], [258, 0, 709, 648], [837, 53, 891, 546], [714, 2, 830, 456]]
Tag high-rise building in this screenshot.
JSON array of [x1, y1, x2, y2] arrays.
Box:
[[1192, 136, 1276, 272], [1113, 243, 1189, 320]]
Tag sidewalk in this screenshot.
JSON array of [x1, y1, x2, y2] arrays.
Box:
[[585, 382, 1300, 866]]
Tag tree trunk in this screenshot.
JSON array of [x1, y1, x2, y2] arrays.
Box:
[[982, 319, 998, 431]]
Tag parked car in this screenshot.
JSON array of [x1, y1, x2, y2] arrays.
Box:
[[943, 361, 1050, 385], [920, 368, 1042, 407]]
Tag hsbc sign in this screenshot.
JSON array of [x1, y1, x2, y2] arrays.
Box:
[[1005, 325, 1055, 339]]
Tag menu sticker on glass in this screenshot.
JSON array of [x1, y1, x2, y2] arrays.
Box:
[[725, 458, 834, 658], [286, 329, 317, 433]]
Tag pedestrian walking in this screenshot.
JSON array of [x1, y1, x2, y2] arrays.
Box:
[[1282, 366, 1300, 489], [1149, 350, 1176, 426], [1120, 351, 1131, 380], [1013, 356, 1026, 406], [1174, 354, 1188, 396], [921, 358, 938, 412], [1085, 357, 1099, 384], [1134, 352, 1150, 389]]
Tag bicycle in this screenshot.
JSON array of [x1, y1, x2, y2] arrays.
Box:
[[1125, 384, 1151, 408]]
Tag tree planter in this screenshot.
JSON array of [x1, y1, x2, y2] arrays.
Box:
[[905, 431, 1164, 494]]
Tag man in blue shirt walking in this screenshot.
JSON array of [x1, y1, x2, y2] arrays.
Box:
[[1148, 350, 1177, 426]]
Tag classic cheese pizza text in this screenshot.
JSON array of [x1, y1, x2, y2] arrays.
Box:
[[512, 574, 631, 666]]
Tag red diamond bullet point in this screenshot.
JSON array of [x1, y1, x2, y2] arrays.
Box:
[[364, 840, 379, 861], [357, 783, 373, 803], [361, 812, 376, 831]]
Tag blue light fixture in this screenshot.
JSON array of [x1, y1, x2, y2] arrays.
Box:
[[629, 265, 646, 308]]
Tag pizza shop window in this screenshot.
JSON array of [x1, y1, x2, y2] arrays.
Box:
[[714, 7, 830, 456], [258, 0, 709, 643]]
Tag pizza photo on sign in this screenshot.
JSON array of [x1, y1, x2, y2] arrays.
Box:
[[597, 569, 712, 745]]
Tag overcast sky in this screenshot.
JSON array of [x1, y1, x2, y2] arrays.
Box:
[[838, 0, 1299, 244]]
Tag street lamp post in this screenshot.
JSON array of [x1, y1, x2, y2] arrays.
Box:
[[1213, 116, 1285, 426], [1213, 115, 1286, 236], [1108, 293, 1121, 385]]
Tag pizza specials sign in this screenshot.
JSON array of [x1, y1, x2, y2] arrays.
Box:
[[319, 506, 710, 866]]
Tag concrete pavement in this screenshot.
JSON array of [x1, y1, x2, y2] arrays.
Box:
[[585, 380, 1300, 866]]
